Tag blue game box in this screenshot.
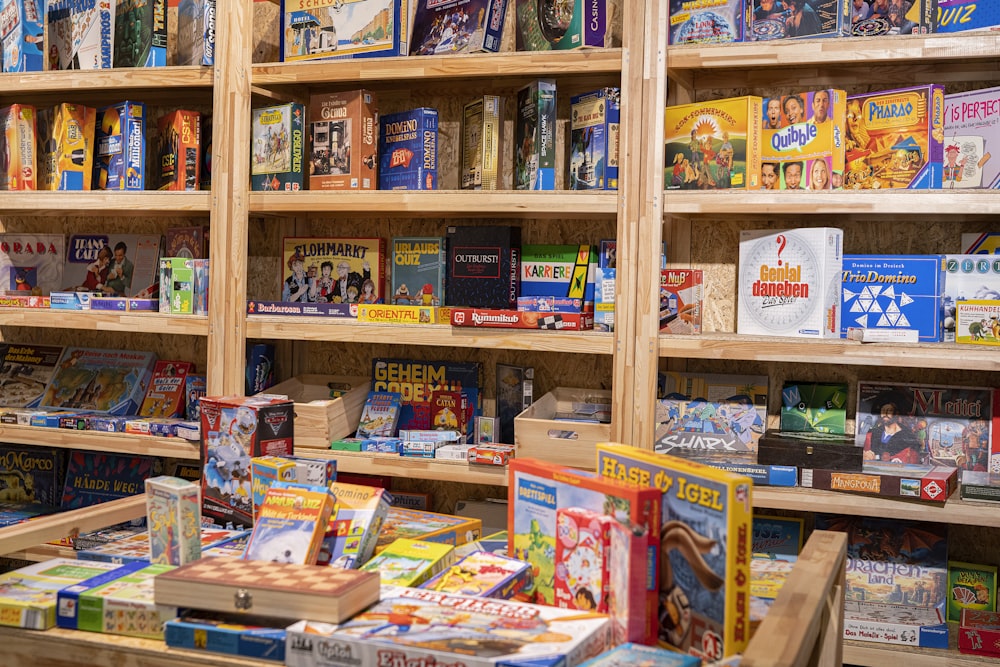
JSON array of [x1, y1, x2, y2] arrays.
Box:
[[570, 87, 620, 190], [93, 101, 146, 190], [841, 255, 945, 342], [379, 108, 438, 191], [166, 612, 286, 661]]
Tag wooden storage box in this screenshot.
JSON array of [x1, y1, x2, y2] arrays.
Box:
[[514, 387, 612, 469], [267, 375, 369, 448]]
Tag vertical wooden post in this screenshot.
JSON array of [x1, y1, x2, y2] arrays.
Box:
[[207, 0, 253, 396]]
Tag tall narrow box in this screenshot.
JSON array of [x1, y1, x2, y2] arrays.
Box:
[[0, 104, 36, 190], [251, 102, 305, 192], [0, 0, 44, 71], [146, 475, 202, 566], [571, 87, 621, 190], [308, 90, 377, 191], [48, 0, 115, 70], [516, 0, 618, 49], [93, 101, 146, 191], [156, 110, 201, 191], [378, 107, 438, 190], [114, 0, 167, 67], [37, 103, 97, 191], [176, 0, 215, 65], [515, 79, 556, 190], [738, 227, 843, 338], [461, 95, 503, 190], [665, 96, 762, 190]]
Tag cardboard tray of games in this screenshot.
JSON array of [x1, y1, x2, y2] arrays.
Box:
[[153, 557, 380, 623], [266, 375, 370, 448]]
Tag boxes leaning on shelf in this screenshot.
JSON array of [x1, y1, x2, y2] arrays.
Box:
[[265, 375, 370, 448], [514, 387, 611, 469]]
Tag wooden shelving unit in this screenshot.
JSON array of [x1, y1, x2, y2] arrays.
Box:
[[0, 426, 198, 460], [0, 310, 209, 335], [0, 192, 212, 216]]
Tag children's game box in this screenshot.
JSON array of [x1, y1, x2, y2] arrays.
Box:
[[665, 96, 762, 191]]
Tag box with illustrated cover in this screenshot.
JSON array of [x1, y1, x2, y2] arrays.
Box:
[[317, 481, 392, 568], [957, 299, 1000, 346], [0, 558, 123, 629], [37, 103, 96, 191], [944, 254, 1000, 342], [660, 269, 703, 334], [760, 89, 847, 190], [520, 244, 597, 311], [391, 237, 445, 307], [308, 90, 377, 191], [960, 609, 1000, 657], [47, 0, 114, 70], [145, 475, 201, 566], [42, 347, 157, 415], [594, 239, 615, 331], [62, 231, 162, 298], [0, 0, 44, 72], [113, 0, 167, 68], [937, 0, 1000, 33], [0, 234, 63, 297], [420, 550, 531, 599], [0, 444, 65, 506], [360, 538, 454, 587], [943, 86, 1000, 190], [0, 104, 35, 190], [948, 561, 997, 623], [850, 0, 935, 36], [669, 0, 744, 44], [514, 79, 556, 191], [156, 110, 201, 191], [251, 102, 305, 192], [176, 0, 215, 66], [165, 612, 286, 661], [378, 107, 437, 191], [281, 237, 385, 305], [515, 0, 619, 50], [571, 88, 620, 190], [93, 101, 146, 191], [461, 95, 503, 190], [665, 96, 762, 191], [244, 481, 337, 565], [375, 506, 481, 554], [280, 0, 408, 63], [409, 0, 507, 55]]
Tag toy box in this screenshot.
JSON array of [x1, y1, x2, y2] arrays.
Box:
[[308, 90, 377, 191], [56, 561, 176, 639], [156, 110, 200, 191], [251, 102, 305, 192], [200, 394, 295, 530], [280, 0, 408, 62], [461, 95, 504, 190], [166, 612, 285, 661], [391, 237, 445, 307], [281, 236, 385, 305], [841, 254, 945, 342], [93, 101, 146, 190], [42, 347, 157, 415], [36, 103, 96, 191], [514, 387, 611, 469], [360, 537, 454, 586], [943, 86, 1000, 189], [749, 0, 849, 41], [665, 96, 762, 190], [284, 585, 611, 667], [376, 506, 481, 554], [845, 85, 944, 190], [509, 456, 659, 647], [738, 227, 843, 338], [516, 0, 618, 50], [761, 89, 847, 190], [596, 443, 754, 659], [0, 104, 35, 190], [145, 475, 201, 566], [63, 233, 161, 298], [514, 79, 556, 190], [176, 0, 215, 65], [669, 0, 744, 44], [0, 234, 63, 296], [420, 550, 531, 599], [660, 268, 702, 334], [944, 254, 1000, 341], [0, 0, 44, 71], [856, 381, 992, 470], [244, 481, 337, 565], [379, 107, 438, 190], [409, 0, 507, 55], [47, 0, 114, 69], [113, 0, 166, 67], [571, 88, 620, 190], [446, 225, 520, 308], [957, 299, 1000, 346], [318, 481, 392, 568], [0, 558, 123, 629]]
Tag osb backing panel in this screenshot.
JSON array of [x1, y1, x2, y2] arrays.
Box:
[[2, 329, 208, 369]]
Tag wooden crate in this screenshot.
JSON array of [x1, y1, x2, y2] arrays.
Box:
[[267, 375, 370, 449], [514, 387, 612, 470]]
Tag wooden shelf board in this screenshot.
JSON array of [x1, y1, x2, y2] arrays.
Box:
[[0, 66, 214, 94], [754, 486, 1000, 528], [0, 625, 265, 667], [664, 190, 999, 216], [253, 49, 623, 85], [0, 309, 209, 335], [0, 425, 199, 459], [0, 192, 212, 216], [246, 317, 615, 354], [3, 543, 76, 562], [659, 333, 1000, 371], [0, 496, 145, 556], [667, 33, 1000, 71], [249, 190, 619, 218], [292, 448, 508, 486]]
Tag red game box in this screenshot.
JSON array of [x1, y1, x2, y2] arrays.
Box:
[[450, 307, 594, 330], [960, 609, 1000, 657]]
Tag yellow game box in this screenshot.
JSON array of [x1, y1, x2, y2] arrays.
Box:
[[761, 89, 846, 191], [665, 95, 762, 191], [37, 103, 96, 191]]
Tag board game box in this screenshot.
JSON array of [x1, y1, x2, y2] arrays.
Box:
[[461, 95, 503, 190], [0, 558, 123, 629], [571, 87, 620, 190], [780, 380, 848, 434], [660, 269, 703, 334], [36, 103, 96, 191], [665, 96, 762, 191], [139, 360, 194, 418], [845, 84, 944, 190], [391, 237, 445, 307], [113, 0, 166, 67], [515, 79, 556, 191], [948, 560, 997, 623], [176, 0, 215, 65], [841, 254, 945, 342], [284, 585, 611, 667], [281, 236, 385, 305], [856, 381, 992, 470], [47, 0, 114, 69], [960, 609, 1000, 657], [165, 225, 210, 259], [309, 90, 377, 191], [379, 107, 438, 190], [421, 550, 531, 599], [165, 612, 286, 661], [371, 357, 481, 432], [42, 347, 157, 415], [0, 104, 36, 190], [520, 244, 596, 309], [943, 86, 1000, 190], [761, 89, 847, 190], [594, 239, 615, 331], [0, 235, 63, 297], [752, 514, 803, 560], [251, 102, 305, 192], [244, 481, 337, 565], [580, 642, 701, 667], [93, 101, 146, 190], [156, 109, 200, 191], [749, 0, 849, 41], [515, 0, 617, 50], [280, 0, 408, 63], [376, 506, 481, 554], [0, 444, 65, 506], [801, 463, 959, 503], [409, 0, 507, 55], [957, 299, 1000, 346], [944, 254, 1000, 342], [318, 481, 392, 568], [145, 475, 201, 566], [62, 450, 158, 509], [0, 0, 44, 72], [361, 537, 454, 587], [851, 0, 935, 35], [596, 443, 753, 660], [668, 0, 744, 44], [738, 227, 843, 338], [937, 0, 1000, 32], [446, 225, 520, 309]]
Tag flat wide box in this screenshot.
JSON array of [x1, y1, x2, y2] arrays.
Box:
[[450, 307, 594, 330], [669, 0, 744, 44], [165, 612, 286, 661], [410, 0, 507, 54], [266, 375, 369, 448], [757, 430, 863, 470], [801, 463, 958, 503], [280, 0, 408, 62], [154, 557, 380, 623], [514, 387, 611, 469]]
